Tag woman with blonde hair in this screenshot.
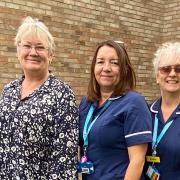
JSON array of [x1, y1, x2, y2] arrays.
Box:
[[144, 42, 180, 179], [0, 16, 79, 179]]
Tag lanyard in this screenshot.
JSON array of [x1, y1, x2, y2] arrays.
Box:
[[83, 100, 112, 148], [152, 114, 173, 151]]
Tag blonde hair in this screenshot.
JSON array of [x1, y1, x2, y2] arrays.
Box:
[[15, 16, 55, 54], [153, 42, 180, 75]]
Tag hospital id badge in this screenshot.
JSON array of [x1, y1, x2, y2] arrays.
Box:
[[146, 165, 160, 180], [77, 161, 94, 174]]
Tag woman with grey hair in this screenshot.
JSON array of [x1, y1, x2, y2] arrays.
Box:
[[0, 16, 79, 179], [144, 42, 180, 179]]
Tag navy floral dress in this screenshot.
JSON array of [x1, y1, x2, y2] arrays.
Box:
[[0, 73, 79, 180]]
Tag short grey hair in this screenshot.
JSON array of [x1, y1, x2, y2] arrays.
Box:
[[15, 16, 55, 54], [153, 42, 180, 75]]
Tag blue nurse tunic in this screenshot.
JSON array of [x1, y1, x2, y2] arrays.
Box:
[[144, 98, 180, 180], [79, 91, 152, 180]]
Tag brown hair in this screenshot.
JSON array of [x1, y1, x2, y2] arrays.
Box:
[[87, 40, 136, 102]]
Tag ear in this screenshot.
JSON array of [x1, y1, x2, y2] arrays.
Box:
[[156, 73, 159, 84], [48, 53, 54, 64], [16, 49, 21, 62]]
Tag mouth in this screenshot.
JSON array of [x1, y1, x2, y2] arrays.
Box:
[[26, 59, 40, 63], [101, 76, 113, 80], [101, 74, 113, 78], [166, 80, 179, 84]]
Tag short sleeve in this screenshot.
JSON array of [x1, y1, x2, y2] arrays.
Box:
[[124, 94, 152, 146]]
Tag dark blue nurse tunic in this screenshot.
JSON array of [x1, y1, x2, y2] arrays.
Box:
[[144, 98, 180, 180], [79, 91, 152, 180]]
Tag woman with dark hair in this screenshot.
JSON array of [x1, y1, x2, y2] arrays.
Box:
[[78, 40, 152, 180]]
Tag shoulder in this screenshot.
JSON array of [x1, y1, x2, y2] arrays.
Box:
[[4, 79, 19, 89], [2, 79, 19, 94], [126, 90, 144, 99], [46, 74, 75, 95], [120, 90, 146, 104], [114, 91, 149, 113], [79, 96, 90, 109]]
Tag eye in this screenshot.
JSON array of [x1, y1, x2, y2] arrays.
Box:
[[96, 59, 104, 64], [36, 46, 46, 51], [111, 59, 119, 65], [163, 66, 171, 72], [176, 65, 180, 73], [159, 66, 171, 74]]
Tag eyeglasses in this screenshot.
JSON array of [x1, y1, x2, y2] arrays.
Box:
[[19, 43, 48, 53], [158, 64, 180, 75]]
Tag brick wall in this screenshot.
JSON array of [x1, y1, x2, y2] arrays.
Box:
[[163, 0, 180, 41], [0, 0, 179, 103]]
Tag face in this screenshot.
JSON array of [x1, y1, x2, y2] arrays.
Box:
[[17, 34, 52, 75], [94, 45, 120, 93], [157, 60, 180, 95]]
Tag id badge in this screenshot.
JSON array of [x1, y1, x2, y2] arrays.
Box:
[[77, 161, 94, 174], [146, 165, 160, 180], [146, 155, 160, 163]]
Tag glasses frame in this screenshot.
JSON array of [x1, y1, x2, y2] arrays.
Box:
[[158, 64, 180, 75], [18, 43, 49, 53]]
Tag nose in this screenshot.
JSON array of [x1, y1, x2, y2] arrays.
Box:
[[168, 68, 176, 76], [29, 47, 38, 55], [103, 62, 111, 71]]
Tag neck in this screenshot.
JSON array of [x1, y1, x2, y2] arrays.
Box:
[[161, 91, 180, 122], [99, 91, 113, 107], [161, 90, 180, 107], [21, 71, 49, 99], [24, 70, 49, 81]]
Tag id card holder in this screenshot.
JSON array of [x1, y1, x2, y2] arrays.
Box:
[[146, 165, 160, 180], [146, 155, 160, 163], [77, 161, 94, 174]]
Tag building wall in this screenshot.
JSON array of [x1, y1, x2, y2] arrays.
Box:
[[163, 0, 180, 41], [0, 0, 179, 103]]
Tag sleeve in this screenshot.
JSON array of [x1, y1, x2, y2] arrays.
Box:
[[124, 94, 152, 147], [46, 84, 79, 180], [79, 96, 88, 111], [79, 96, 90, 147]]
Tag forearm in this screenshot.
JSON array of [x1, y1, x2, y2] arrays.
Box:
[[124, 158, 145, 180]]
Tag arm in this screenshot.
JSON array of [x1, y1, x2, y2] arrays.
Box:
[[47, 85, 79, 179], [124, 144, 148, 180]]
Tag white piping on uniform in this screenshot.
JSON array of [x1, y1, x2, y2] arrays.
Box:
[[109, 96, 122, 101], [150, 100, 158, 113], [150, 99, 180, 115], [125, 131, 152, 138]]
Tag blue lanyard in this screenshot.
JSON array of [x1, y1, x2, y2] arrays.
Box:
[[83, 100, 112, 147], [152, 114, 173, 150]]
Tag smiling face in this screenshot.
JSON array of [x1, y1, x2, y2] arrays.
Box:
[[157, 57, 180, 96], [94, 45, 120, 93], [17, 33, 52, 76]]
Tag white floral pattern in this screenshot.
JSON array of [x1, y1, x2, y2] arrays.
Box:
[[0, 74, 79, 180]]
